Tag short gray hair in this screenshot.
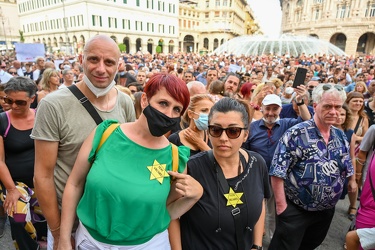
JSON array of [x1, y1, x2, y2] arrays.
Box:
[[5, 77, 37, 97], [312, 84, 346, 104]]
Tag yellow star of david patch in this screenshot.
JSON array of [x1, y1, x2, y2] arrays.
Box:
[[147, 160, 169, 184], [223, 187, 244, 208]]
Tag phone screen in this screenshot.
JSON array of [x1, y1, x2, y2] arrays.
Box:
[[293, 68, 308, 88]]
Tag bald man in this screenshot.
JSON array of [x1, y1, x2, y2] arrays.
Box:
[[32, 35, 135, 249]]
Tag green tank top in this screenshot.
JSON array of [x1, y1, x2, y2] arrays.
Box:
[[77, 120, 189, 245]]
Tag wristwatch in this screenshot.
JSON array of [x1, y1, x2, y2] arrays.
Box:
[[296, 100, 305, 106], [251, 244, 263, 250]]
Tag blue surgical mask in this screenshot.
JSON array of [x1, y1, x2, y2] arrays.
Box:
[[193, 112, 209, 131]]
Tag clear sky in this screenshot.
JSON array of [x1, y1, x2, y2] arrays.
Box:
[[248, 0, 282, 37]]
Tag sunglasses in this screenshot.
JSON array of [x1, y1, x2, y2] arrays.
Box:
[[322, 84, 343, 91], [9, 72, 17, 75], [3, 97, 29, 106], [208, 125, 247, 139]]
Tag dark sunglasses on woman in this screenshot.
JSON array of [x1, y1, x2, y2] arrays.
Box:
[[3, 97, 28, 106], [208, 125, 247, 139]]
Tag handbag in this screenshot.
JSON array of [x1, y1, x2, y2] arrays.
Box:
[[348, 153, 375, 232]]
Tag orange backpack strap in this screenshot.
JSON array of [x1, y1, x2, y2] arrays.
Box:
[[96, 123, 120, 154], [171, 143, 179, 172]]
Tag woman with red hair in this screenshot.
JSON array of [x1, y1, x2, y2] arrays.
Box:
[[58, 74, 203, 249]]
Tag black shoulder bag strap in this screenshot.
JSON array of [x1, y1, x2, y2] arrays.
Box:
[[68, 85, 103, 125], [207, 150, 246, 250]]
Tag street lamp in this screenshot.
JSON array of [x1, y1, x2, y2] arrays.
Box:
[[61, 0, 71, 55], [0, 7, 9, 55]]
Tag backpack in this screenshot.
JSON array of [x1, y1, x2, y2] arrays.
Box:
[[0, 111, 10, 138]]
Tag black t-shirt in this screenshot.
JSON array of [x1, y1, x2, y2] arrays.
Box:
[[4, 126, 35, 187], [181, 150, 271, 250], [364, 101, 375, 126]]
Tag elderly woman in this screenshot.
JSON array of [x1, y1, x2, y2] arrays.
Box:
[[180, 98, 270, 250], [37, 68, 60, 103], [58, 74, 203, 249], [0, 77, 46, 249]]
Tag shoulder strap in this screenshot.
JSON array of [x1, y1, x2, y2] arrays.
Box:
[[354, 116, 363, 134], [96, 123, 120, 154], [171, 143, 178, 172], [68, 85, 103, 125], [0, 111, 10, 138]]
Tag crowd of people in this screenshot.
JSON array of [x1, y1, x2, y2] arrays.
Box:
[[0, 34, 374, 250]]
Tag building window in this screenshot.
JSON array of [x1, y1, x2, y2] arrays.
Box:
[[222, 11, 227, 18], [123, 0, 127, 3], [109, 17, 117, 28], [206, 0, 209, 7], [314, 9, 319, 20], [215, 11, 220, 17], [135, 21, 142, 31], [205, 12, 209, 18], [136, 0, 140, 6], [337, 5, 347, 18], [314, 0, 323, 3], [159, 24, 164, 33], [216, 0, 220, 6], [223, 0, 227, 6], [92, 15, 102, 27], [366, 3, 375, 17]]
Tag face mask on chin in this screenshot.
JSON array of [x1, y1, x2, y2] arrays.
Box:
[[83, 73, 117, 98], [143, 105, 180, 137], [262, 117, 280, 125]]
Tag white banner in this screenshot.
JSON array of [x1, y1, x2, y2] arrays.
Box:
[[15, 43, 45, 62]]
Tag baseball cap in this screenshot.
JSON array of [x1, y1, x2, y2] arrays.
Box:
[[285, 87, 294, 95], [262, 94, 282, 107]]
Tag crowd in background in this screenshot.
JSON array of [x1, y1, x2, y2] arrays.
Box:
[[0, 44, 375, 250]]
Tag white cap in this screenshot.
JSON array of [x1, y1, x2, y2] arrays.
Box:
[[262, 94, 282, 107], [285, 87, 294, 95]]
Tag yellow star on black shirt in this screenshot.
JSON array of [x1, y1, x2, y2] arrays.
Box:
[[147, 160, 169, 184], [223, 187, 244, 207]]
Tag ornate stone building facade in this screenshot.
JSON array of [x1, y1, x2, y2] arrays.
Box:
[[0, 0, 20, 52], [179, 0, 260, 53], [18, 0, 180, 54], [3, 0, 259, 55], [280, 0, 375, 56]]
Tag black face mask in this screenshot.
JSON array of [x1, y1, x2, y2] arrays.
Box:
[[143, 105, 180, 137]]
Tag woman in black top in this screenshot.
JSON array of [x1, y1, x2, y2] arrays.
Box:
[[0, 77, 46, 249], [180, 97, 271, 250]]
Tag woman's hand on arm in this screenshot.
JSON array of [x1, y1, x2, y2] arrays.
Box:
[[184, 128, 210, 151], [58, 129, 96, 249], [166, 170, 203, 220]]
